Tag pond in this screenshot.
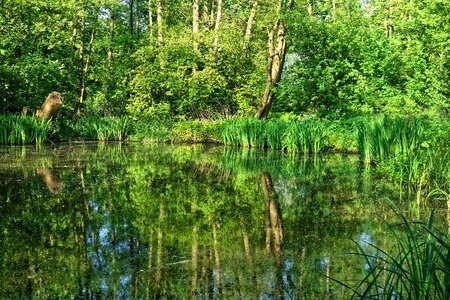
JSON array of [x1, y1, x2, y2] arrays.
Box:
[[0, 143, 439, 299]]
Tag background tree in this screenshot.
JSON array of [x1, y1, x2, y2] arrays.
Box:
[[1, 0, 449, 118]]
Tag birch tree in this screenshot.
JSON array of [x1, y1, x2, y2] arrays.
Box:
[[255, 0, 291, 119]]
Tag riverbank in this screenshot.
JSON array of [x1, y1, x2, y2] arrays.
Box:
[[1, 113, 449, 198], [1, 114, 449, 298]]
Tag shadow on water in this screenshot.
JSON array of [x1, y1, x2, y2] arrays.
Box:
[[0, 143, 446, 299]]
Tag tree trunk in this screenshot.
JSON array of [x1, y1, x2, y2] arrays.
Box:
[[211, 218, 222, 294], [255, 20, 286, 119], [155, 199, 164, 297], [146, 229, 153, 299], [157, 0, 163, 47], [243, 0, 258, 51], [447, 197, 450, 231], [148, 0, 153, 41], [202, 0, 209, 25], [191, 224, 199, 298], [78, 15, 86, 115], [136, 0, 140, 39], [193, 0, 200, 55], [261, 171, 284, 299], [384, 0, 393, 38], [36, 92, 63, 119], [107, 193, 118, 300], [261, 172, 283, 259], [212, 0, 222, 60], [157, 0, 164, 69], [36, 167, 63, 193], [209, 0, 215, 29], [129, 0, 134, 37], [106, 9, 115, 114], [77, 11, 97, 116], [79, 24, 96, 115]]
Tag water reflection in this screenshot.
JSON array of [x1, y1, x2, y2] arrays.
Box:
[[0, 143, 437, 299], [36, 167, 63, 194]]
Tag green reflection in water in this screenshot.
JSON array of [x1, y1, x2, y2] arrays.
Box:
[[0, 143, 435, 299]]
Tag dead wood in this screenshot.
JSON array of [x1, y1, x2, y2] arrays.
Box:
[[36, 91, 63, 119]]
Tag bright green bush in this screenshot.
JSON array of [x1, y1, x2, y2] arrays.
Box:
[[171, 120, 223, 143]]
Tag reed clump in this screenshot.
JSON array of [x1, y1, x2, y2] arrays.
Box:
[[358, 115, 450, 197], [357, 115, 424, 164], [75, 116, 131, 141], [342, 203, 450, 299], [0, 115, 50, 145], [221, 118, 327, 154]]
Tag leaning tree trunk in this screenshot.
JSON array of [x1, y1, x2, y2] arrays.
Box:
[[255, 19, 286, 120]]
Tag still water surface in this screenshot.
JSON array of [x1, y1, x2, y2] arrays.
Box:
[[0, 143, 411, 299]]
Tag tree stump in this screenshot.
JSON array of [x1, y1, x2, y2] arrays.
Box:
[[36, 92, 63, 119]]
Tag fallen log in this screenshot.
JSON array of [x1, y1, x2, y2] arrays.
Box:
[[36, 91, 62, 119]]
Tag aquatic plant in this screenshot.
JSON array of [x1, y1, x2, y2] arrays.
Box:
[[282, 119, 327, 154], [357, 115, 424, 164], [339, 202, 450, 299], [75, 116, 131, 141], [0, 115, 50, 145], [221, 118, 327, 153], [265, 120, 288, 150], [222, 118, 265, 148]]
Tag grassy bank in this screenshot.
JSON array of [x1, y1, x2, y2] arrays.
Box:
[[2, 113, 449, 196], [0, 115, 131, 144], [0, 115, 51, 145], [2, 114, 448, 154]]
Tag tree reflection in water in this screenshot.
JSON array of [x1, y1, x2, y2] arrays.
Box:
[[0, 143, 436, 299]]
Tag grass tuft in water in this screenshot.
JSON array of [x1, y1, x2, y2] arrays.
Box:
[[337, 201, 450, 299], [221, 118, 327, 154], [282, 119, 327, 155], [0, 115, 50, 145], [75, 116, 131, 141], [357, 115, 424, 164]]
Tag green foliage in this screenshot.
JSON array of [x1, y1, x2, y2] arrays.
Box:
[[0, 115, 50, 144], [355, 114, 450, 198], [222, 118, 266, 148], [2, 0, 450, 119], [277, 0, 450, 116], [171, 120, 223, 143], [325, 115, 360, 152], [343, 203, 450, 299]]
